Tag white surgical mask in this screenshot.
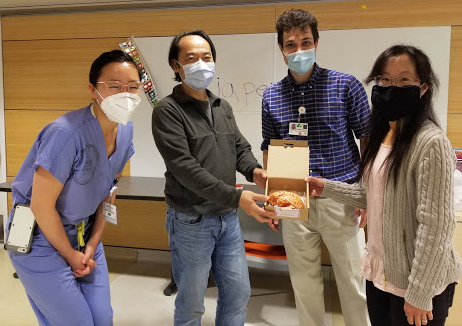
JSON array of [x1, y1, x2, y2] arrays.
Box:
[[178, 59, 215, 90], [96, 89, 141, 125], [285, 48, 316, 75]]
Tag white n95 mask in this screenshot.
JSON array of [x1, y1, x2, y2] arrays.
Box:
[[97, 91, 141, 125]]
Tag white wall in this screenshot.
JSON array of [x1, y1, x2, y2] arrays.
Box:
[[0, 18, 8, 237]]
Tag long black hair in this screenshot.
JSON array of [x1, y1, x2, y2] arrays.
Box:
[[360, 45, 439, 184]]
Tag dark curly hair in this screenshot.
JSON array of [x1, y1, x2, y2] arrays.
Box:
[[276, 9, 319, 47]]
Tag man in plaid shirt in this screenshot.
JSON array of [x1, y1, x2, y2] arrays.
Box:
[[261, 9, 371, 326]]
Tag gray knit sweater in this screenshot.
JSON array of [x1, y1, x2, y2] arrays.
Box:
[[322, 121, 462, 311]]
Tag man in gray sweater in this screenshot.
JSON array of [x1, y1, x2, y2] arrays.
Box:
[[152, 30, 275, 326]]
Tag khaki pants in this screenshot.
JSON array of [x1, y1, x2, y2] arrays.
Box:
[[282, 196, 370, 326]]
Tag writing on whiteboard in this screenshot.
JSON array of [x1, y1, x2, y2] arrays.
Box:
[[214, 77, 272, 108]]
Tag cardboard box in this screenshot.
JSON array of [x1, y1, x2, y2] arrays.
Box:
[[265, 139, 310, 220]]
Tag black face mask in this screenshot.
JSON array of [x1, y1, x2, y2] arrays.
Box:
[[371, 85, 421, 121]]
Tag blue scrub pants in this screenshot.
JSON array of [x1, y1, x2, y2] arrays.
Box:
[[8, 223, 113, 326]]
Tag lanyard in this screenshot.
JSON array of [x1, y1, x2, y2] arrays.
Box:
[[76, 220, 85, 251], [76, 178, 119, 249]]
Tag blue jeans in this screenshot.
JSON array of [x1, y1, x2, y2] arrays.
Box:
[[166, 207, 250, 326]]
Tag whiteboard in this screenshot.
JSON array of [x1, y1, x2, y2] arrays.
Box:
[[130, 26, 451, 184]]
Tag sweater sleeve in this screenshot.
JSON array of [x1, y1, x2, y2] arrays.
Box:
[[152, 103, 241, 208], [405, 136, 456, 311], [321, 179, 367, 209]]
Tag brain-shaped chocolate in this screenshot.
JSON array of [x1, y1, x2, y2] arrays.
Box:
[[268, 191, 305, 209]]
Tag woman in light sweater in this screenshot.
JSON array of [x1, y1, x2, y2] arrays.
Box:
[[307, 45, 462, 326]]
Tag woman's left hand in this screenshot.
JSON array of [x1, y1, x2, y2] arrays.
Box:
[[305, 176, 325, 197], [404, 301, 433, 326], [73, 244, 98, 277]]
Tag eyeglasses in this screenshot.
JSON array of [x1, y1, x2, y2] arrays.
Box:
[[97, 81, 142, 95], [373, 76, 421, 87]]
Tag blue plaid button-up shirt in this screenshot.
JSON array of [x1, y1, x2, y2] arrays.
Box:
[[261, 64, 370, 183]]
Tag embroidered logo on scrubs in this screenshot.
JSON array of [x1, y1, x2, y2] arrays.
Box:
[[73, 144, 99, 185]]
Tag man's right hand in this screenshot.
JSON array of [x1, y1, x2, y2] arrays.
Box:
[[238, 190, 277, 223]]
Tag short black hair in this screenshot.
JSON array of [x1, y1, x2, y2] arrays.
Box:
[[89, 50, 141, 86], [276, 9, 319, 47], [168, 30, 217, 82]]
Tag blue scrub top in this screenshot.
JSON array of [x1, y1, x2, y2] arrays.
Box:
[[10, 104, 135, 227]]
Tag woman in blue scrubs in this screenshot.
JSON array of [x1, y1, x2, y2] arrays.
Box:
[[7, 50, 142, 326]]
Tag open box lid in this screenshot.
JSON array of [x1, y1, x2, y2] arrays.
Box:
[[267, 139, 310, 179]]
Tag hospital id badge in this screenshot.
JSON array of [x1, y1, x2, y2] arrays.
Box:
[[288, 122, 308, 136], [103, 202, 118, 225]]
